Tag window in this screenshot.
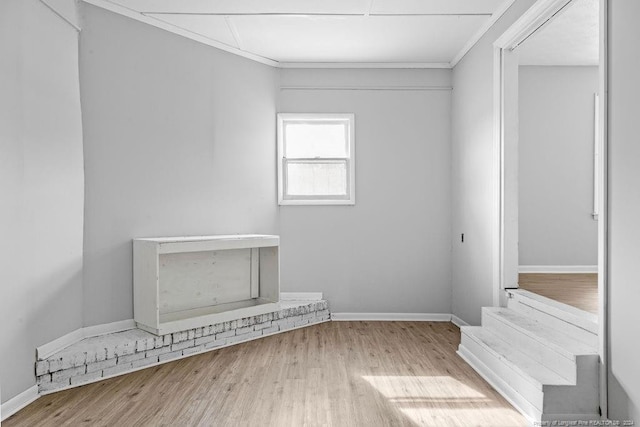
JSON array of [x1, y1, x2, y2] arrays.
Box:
[[277, 113, 355, 205]]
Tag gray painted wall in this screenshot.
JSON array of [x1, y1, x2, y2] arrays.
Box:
[[518, 66, 598, 267], [451, 0, 536, 326], [608, 0, 640, 421], [279, 69, 452, 314], [0, 0, 84, 403], [79, 4, 279, 327]]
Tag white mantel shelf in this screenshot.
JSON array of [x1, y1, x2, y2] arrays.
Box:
[[133, 234, 280, 335]]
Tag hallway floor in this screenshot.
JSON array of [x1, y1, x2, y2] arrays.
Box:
[[519, 273, 598, 314]]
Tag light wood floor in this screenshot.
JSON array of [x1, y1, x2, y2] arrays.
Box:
[[519, 273, 598, 314], [6, 322, 527, 426]]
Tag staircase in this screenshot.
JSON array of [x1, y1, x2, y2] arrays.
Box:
[[457, 289, 600, 424]]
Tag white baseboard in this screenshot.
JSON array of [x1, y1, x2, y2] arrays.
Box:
[[1, 385, 38, 422], [330, 313, 452, 322], [451, 315, 470, 328], [280, 292, 323, 301], [37, 319, 136, 360], [518, 265, 598, 274]]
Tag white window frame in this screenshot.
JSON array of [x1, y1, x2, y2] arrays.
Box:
[[277, 113, 355, 206]]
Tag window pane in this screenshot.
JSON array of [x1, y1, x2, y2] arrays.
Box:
[[285, 122, 348, 158], [286, 162, 347, 196]]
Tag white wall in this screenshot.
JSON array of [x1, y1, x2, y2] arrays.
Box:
[[607, 0, 640, 421], [451, 0, 536, 325], [0, 0, 84, 403], [79, 4, 279, 326], [278, 69, 452, 314], [518, 66, 598, 267]]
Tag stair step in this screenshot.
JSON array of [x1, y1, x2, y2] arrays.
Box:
[[507, 290, 598, 347], [484, 307, 597, 357], [461, 326, 574, 388], [508, 289, 597, 333]]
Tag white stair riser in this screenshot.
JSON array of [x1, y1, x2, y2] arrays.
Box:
[[457, 345, 543, 423], [543, 356, 600, 415], [460, 332, 544, 411], [482, 310, 577, 383], [507, 299, 597, 348]]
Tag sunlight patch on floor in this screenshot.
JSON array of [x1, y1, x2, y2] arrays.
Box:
[[362, 375, 525, 427]]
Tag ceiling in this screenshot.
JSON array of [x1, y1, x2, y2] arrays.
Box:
[[86, 0, 514, 67], [517, 0, 599, 66]]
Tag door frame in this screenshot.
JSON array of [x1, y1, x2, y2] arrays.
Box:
[[491, 0, 609, 417]]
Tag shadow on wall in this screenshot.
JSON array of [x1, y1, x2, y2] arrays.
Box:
[[608, 375, 638, 423]]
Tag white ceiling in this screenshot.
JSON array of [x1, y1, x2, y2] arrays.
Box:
[[91, 0, 512, 67], [517, 0, 599, 66]]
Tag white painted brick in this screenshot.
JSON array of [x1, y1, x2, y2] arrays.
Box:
[[260, 313, 274, 323], [261, 325, 279, 335], [39, 378, 70, 393], [154, 337, 164, 349], [136, 337, 155, 352], [187, 329, 196, 340], [48, 358, 63, 373], [223, 320, 238, 331], [71, 370, 103, 386], [226, 330, 262, 345], [103, 362, 133, 377], [278, 321, 296, 332], [163, 335, 172, 346], [194, 327, 204, 338], [93, 348, 108, 362], [216, 330, 236, 340], [171, 339, 195, 352], [317, 309, 329, 317], [86, 358, 117, 374], [52, 365, 86, 382], [159, 350, 183, 362], [105, 345, 117, 359], [274, 317, 299, 328], [172, 331, 188, 344], [62, 354, 86, 370], [131, 357, 157, 370], [195, 334, 218, 347], [114, 342, 135, 357], [254, 321, 273, 331], [303, 312, 317, 320], [35, 361, 49, 376], [146, 346, 173, 358], [210, 323, 224, 334], [295, 319, 310, 327], [236, 317, 252, 328], [236, 326, 254, 335], [182, 345, 204, 356], [204, 339, 226, 350], [37, 374, 52, 385], [118, 352, 146, 365]]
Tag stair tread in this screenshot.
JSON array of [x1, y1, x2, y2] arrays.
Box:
[[461, 326, 574, 387], [508, 289, 598, 334], [486, 307, 598, 356]]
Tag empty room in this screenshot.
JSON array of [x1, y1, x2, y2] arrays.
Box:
[[1, 0, 638, 425]]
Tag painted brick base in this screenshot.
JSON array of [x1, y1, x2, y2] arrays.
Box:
[[35, 301, 330, 394]]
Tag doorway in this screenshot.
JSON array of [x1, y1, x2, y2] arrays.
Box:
[[493, 0, 607, 416]]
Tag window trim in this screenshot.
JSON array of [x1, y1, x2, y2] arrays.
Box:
[[277, 113, 355, 206]]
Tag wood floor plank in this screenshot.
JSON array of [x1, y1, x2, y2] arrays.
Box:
[[5, 322, 527, 426], [519, 273, 598, 314]]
